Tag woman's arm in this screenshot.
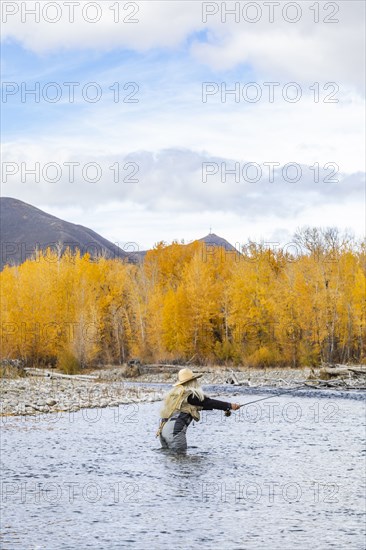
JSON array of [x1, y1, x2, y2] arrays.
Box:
[[187, 394, 239, 411]]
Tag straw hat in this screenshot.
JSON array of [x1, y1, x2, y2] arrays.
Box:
[[173, 368, 203, 386]]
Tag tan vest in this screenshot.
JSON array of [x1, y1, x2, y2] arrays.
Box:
[[160, 387, 203, 422]]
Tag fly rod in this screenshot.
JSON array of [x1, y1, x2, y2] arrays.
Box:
[[224, 384, 308, 416]]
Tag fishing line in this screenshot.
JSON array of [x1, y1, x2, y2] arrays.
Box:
[[225, 385, 307, 416]]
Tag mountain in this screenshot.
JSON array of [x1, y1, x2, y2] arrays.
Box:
[[198, 233, 238, 252], [0, 197, 238, 270], [131, 233, 238, 262], [0, 197, 129, 270]]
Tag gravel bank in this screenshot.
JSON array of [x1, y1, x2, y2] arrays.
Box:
[[3, 365, 363, 417], [0, 377, 165, 417], [99, 366, 312, 387]]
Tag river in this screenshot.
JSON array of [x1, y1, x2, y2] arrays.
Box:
[[1, 386, 365, 550]]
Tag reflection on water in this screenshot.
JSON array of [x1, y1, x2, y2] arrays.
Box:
[[1, 389, 365, 550]]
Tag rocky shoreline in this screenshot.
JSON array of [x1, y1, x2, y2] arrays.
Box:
[[1, 365, 365, 417], [0, 377, 166, 417]]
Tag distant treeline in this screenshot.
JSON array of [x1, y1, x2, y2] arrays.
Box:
[[1, 227, 365, 369]]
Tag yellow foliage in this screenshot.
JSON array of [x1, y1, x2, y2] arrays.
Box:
[[0, 236, 365, 368]]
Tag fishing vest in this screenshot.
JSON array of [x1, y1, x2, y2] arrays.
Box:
[[160, 386, 203, 422]]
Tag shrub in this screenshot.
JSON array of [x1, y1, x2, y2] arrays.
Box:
[[57, 350, 81, 375]]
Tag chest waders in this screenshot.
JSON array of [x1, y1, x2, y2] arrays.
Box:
[[157, 389, 200, 452]]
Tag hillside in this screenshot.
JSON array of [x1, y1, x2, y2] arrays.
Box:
[[0, 197, 238, 270], [0, 197, 129, 270]]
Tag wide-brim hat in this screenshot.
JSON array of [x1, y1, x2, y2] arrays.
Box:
[[173, 368, 203, 386]]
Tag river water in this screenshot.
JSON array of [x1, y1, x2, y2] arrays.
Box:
[[1, 385, 365, 550]]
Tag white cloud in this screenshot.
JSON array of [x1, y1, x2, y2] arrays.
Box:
[[2, 146, 364, 247], [2, 2, 365, 90], [192, 2, 365, 90], [1, 1, 364, 246], [1, 1, 203, 52], [39, 197, 364, 253], [4, 85, 364, 172]]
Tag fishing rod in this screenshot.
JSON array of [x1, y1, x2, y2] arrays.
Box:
[[224, 384, 308, 416]]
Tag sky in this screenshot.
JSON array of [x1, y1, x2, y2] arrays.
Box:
[[1, 0, 365, 251]]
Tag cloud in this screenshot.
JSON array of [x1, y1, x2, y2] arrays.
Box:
[[1, 2, 203, 52], [192, 2, 365, 90], [2, 141, 363, 248], [3, 83, 364, 173], [2, 1, 365, 91], [2, 145, 364, 217], [1, 1, 364, 247]]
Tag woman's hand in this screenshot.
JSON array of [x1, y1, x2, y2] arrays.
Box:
[[231, 403, 240, 410]]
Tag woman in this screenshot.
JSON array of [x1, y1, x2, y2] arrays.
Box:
[[157, 368, 240, 452]]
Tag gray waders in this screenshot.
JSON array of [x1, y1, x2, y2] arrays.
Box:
[[158, 412, 193, 452]]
